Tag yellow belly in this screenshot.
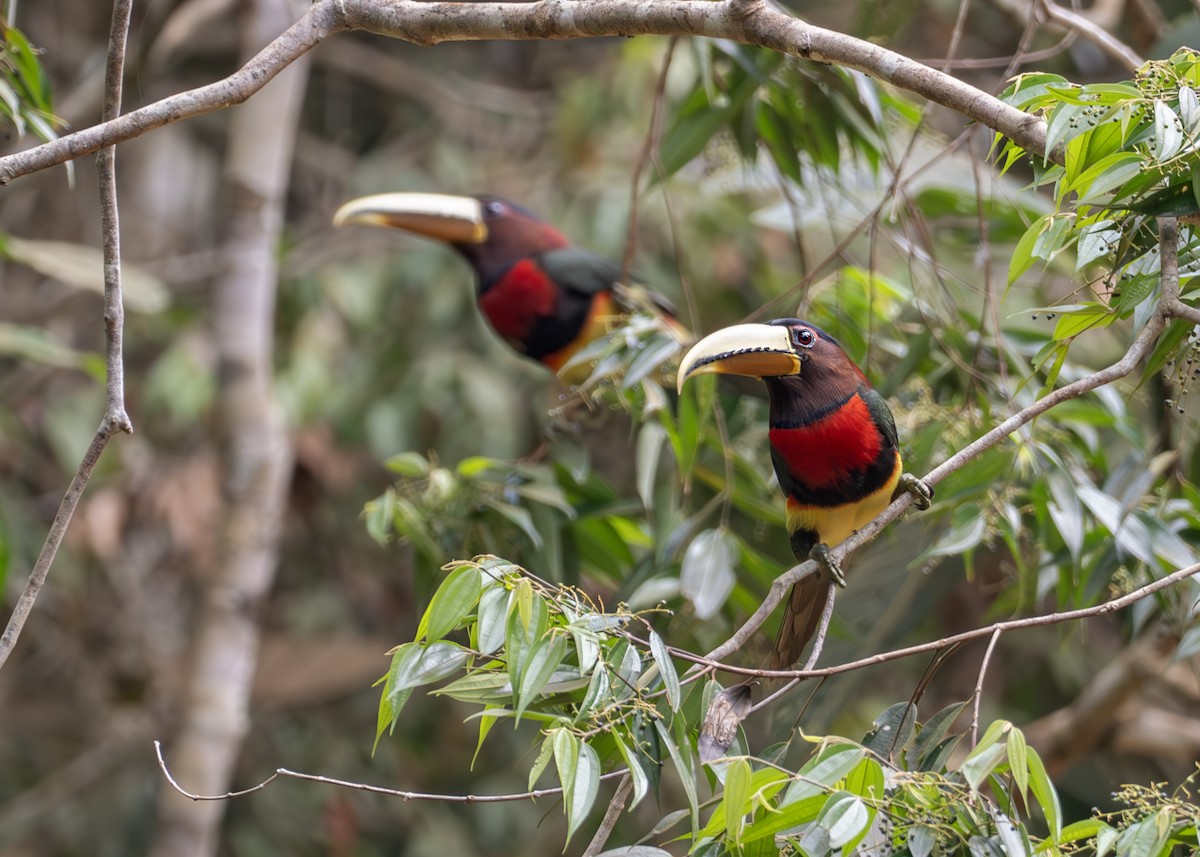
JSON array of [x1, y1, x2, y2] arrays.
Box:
[[784, 457, 901, 546]]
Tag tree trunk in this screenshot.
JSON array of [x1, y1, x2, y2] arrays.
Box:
[[148, 1, 308, 854]]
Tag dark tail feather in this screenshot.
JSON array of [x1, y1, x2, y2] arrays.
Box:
[[770, 573, 830, 671]]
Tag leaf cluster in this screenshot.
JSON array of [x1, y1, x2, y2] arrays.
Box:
[[0, 24, 63, 144]]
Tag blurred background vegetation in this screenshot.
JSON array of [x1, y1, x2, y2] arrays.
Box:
[[2, 0, 1199, 854]]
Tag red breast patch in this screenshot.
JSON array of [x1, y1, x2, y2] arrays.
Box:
[[478, 259, 558, 340], [768, 395, 883, 488]]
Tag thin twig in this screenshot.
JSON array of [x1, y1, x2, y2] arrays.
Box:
[[970, 628, 1003, 748], [581, 774, 634, 857], [1037, 0, 1144, 72], [0, 0, 135, 674], [621, 36, 677, 288], [801, 584, 837, 672], [154, 741, 629, 804], [679, 561, 1200, 680]]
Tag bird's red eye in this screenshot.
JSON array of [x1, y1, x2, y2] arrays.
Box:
[[792, 327, 816, 348]]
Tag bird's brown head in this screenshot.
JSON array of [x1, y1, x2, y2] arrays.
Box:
[[676, 319, 860, 388], [332, 192, 569, 286], [676, 318, 868, 421]]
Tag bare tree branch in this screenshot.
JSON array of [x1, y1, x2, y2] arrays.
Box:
[[0, 0, 1054, 187], [970, 628, 1003, 747], [1037, 0, 1144, 72], [0, 0, 135, 673]]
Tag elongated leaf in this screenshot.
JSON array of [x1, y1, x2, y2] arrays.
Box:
[[656, 719, 699, 830], [476, 585, 510, 655], [862, 702, 918, 759], [1026, 745, 1061, 838], [613, 733, 650, 810], [565, 742, 601, 844], [681, 528, 736, 620], [1006, 727, 1029, 804], [392, 642, 470, 693], [418, 563, 482, 643], [741, 794, 826, 843], [909, 825, 937, 857], [636, 422, 667, 509], [648, 631, 681, 711], [818, 791, 870, 849], [515, 634, 568, 718], [783, 744, 864, 805], [529, 732, 555, 790], [723, 758, 753, 844]]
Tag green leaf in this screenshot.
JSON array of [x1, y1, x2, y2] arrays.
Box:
[[723, 757, 753, 844], [1006, 726, 1029, 804], [656, 719, 699, 830], [648, 630, 681, 711], [741, 794, 826, 844], [1076, 220, 1121, 270], [1009, 214, 1054, 285], [862, 702, 918, 759], [636, 422, 667, 509], [476, 585, 510, 655], [909, 825, 937, 857], [417, 563, 482, 643], [782, 744, 865, 805], [961, 743, 1007, 793], [1026, 745, 1061, 839], [385, 451, 431, 477], [391, 642, 470, 693], [515, 634, 568, 719], [613, 732, 650, 810], [554, 727, 579, 799], [529, 731, 555, 790], [909, 701, 967, 770], [1152, 99, 1184, 162], [565, 742, 601, 845], [681, 528, 736, 620], [481, 497, 543, 549], [473, 707, 502, 769], [1072, 152, 1143, 203], [818, 791, 870, 849]]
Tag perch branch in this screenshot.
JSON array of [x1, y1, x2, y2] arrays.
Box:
[[0, 0, 1053, 186], [679, 560, 1200, 679]]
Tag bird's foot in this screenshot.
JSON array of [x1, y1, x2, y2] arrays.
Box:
[[899, 472, 934, 510], [808, 543, 846, 588]]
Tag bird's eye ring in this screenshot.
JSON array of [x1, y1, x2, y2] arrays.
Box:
[[483, 200, 506, 217], [792, 327, 816, 349]]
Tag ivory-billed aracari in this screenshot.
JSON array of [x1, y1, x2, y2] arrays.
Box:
[[333, 193, 685, 376], [676, 319, 932, 669]]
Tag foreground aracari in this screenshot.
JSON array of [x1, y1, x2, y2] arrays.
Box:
[[677, 319, 933, 669], [333, 193, 685, 375]]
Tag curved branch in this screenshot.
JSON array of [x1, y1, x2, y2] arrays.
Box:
[[0, 0, 1052, 185]]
